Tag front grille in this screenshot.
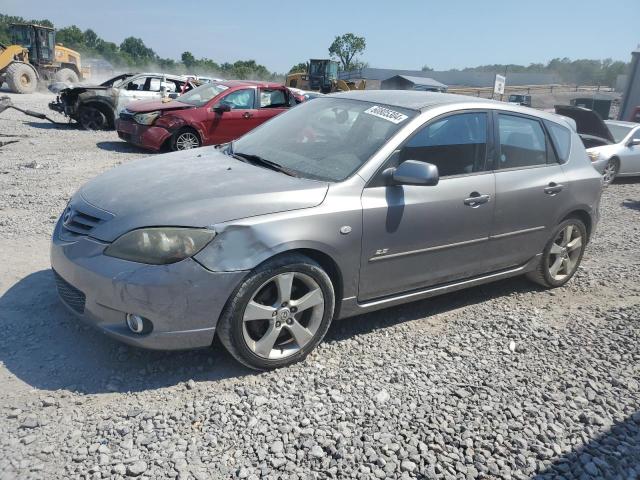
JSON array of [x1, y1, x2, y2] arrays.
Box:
[[119, 110, 134, 121], [62, 206, 104, 236], [54, 271, 86, 314]]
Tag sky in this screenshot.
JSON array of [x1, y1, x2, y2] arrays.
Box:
[[2, 0, 638, 73]]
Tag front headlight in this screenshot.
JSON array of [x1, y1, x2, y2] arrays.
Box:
[[104, 228, 215, 265], [133, 111, 160, 125], [587, 151, 600, 162]]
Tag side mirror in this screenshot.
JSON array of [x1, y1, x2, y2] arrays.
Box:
[[628, 138, 640, 147], [168, 92, 179, 99], [213, 103, 231, 114], [384, 160, 439, 186]]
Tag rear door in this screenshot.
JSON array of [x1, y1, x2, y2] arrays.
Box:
[[487, 112, 569, 270], [205, 88, 258, 145], [359, 110, 495, 301], [253, 87, 291, 124]]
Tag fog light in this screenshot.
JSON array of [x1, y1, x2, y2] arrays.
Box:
[[126, 313, 148, 334]]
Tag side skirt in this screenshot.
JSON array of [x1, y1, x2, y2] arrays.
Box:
[[337, 254, 542, 319]]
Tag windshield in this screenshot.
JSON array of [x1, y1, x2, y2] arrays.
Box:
[[177, 83, 229, 107], [605, 123, 633, 143], [232, 97, 417, 182]]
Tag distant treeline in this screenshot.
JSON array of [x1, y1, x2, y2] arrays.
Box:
[[0, 14, 281, 80], [422, 58, 629, 87]]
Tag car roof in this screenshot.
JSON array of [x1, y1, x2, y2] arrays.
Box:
[[132, 73, 191, 81], [218, 80, 284, 88], [329, 90, 567, 124]]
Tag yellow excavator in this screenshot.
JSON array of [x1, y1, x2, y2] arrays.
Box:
[[0, 23, 89, 94], [285, 59, 365, 94]]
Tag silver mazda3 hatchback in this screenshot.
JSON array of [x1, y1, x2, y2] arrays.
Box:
[[51, 91, 603, 369]]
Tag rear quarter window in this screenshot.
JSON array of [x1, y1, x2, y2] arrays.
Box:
[[544, 120, 572, 163]]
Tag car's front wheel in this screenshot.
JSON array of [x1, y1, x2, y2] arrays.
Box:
[[172, 128, 201, 151], [527, 218, 587, 288], [217, 254, 335, 370], [602, 158, 619, 185]]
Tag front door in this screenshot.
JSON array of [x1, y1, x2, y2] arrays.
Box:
[[206, 88, 259, 144], [359, 111, 495, 301], [618, 127, 640, 175], [487, 112, 570, 270]]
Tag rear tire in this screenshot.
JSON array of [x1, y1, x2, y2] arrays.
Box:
[[6, 63, 37, 94], [217, 253, 335, 370], [54, 68, 79, 84], [171, 128, 201, 151], [78, 106, 108, 130], [526, 218, 587, 288]]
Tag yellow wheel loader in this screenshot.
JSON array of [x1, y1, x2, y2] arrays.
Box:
[[0, 23, 89, 94], [285, 59, 365, 94]]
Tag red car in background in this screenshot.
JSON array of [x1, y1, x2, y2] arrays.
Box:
[[116, 80, 296, 151]]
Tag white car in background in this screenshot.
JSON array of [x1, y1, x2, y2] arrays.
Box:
[[555, 105, 640, 184]]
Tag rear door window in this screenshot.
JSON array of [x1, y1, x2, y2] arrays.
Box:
[[259, 89, 289, 108], [497, 114, 548, 169]]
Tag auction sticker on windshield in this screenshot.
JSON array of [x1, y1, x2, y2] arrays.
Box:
[[364, 106, 409, 124]]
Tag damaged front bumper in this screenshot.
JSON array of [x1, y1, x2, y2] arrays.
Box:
[[116, 118, 171, 151], [50, 217, 248, 350]]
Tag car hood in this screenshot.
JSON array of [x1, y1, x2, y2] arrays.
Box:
[[126, 100, 194, 113], [554, 105, 615, 143], [77, 147, 329, 242]]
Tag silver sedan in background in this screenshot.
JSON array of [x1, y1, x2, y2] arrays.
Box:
[[589, 121, 640, 184], [52, 91, 602, 370]]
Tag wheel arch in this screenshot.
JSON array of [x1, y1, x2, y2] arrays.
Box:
[[8, 61, 39, 79], [561, 209, 592, 241]]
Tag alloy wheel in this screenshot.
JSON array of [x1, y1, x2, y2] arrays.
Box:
[[175, 132, 199, 150], [602, 160, 617, 185], [242, 272, 325, 359], [547, 224, 583, 281]]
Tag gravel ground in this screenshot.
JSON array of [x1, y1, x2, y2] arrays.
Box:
[[0, 90, 639, 480]]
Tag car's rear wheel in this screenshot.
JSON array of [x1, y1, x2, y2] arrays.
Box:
[[527, 218, 587, 288], [172, 128, 201, 151], [217, 254, 335, 370], [602, 158, 619, 185]]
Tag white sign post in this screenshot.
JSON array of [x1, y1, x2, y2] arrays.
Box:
[[493, 74, 506, 100]]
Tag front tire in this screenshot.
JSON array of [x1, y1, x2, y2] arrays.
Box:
[[78, 106, 108, 130], [217, 254, 335, 370], [171, 128, 201, 151], [526, 218, 587, 288], [602, 158, 619, 185], [6, 63, 37, 94]]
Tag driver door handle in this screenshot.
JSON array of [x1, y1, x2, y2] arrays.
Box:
[[243, 112, 254, 119], [544, 182, 564, 195], [463, 192, 491, 207]]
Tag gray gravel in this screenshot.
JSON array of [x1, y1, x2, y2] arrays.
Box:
[[1, 91, 639, 480]]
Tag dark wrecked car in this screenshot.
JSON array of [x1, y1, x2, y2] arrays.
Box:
[[48, 73, 199, 130]]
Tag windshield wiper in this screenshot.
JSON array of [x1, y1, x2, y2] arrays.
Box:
[[231, 150, 299, 177]]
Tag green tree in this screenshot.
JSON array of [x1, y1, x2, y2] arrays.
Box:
[[421, 65, 433, 72], [56, 25, 85, 48], [289, 62, 308, 74], [181, 51, 196, 69], [328, 33, 366, 71], [83, 28, 100, 49], [119, 36, 156, 64]]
